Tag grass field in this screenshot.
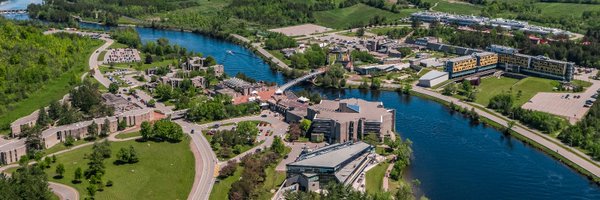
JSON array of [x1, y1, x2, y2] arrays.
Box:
[[535, 2, 600, 18], [365, 161, 389, 194], [115, 131, 141, 139], [422, 0, 482, 15], [475, 77, 560, 107], [0, 41, 103, 133], [267, 50, 292, 65], [45, 138, 195, 200], [210, 166, 242, 200], [108, 42, 129, 49], [314, 4, 415, 29]]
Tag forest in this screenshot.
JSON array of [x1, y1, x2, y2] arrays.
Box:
[[0, 19, 103, 130], [558, 101, 600, 160]]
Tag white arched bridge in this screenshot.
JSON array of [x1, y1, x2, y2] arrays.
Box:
[[0, 9, 27, 14], [276, 70, 325, 94]]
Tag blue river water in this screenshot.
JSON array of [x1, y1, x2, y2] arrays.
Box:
[[4, 0, 600, 198]]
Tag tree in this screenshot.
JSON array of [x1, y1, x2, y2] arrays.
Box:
[[108, 82, 119, 94], [24, 127, 43, 157], [118, 118, 127, 131], [356, 27, 365, 37], [288, 123, 302, 141], [100, 119, 110, 138], [64, 136, 75, 147], [147, 99, 156, 107], [73, 167, 83, 183], [0, 162, 54, 200], [106, 180, 114, 187], [48, 100, 63, 120], [128, 146, 139, 163], [87, 121, 99, 140], [145, 54, 154, 64], [219, 160, 238, 178], [36, 107, 51, 127], [140, 121, 153, 140], [116, 147, 130, 164], [271, 136, 286, 155], [236, 121, 258, 144], [55, 163, 65, 178], [87, 184, 97, 198], [300, 119, 311, 134]]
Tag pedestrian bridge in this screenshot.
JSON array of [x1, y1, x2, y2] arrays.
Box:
[[276, 70, 325, 94], [0, 9, 27, 14]]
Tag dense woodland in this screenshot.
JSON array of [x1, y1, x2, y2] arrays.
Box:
[[0, 19, 102, 129], [558, 102, 600, 160]]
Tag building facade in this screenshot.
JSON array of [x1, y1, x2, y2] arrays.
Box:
[[307, 99, 395, 143]]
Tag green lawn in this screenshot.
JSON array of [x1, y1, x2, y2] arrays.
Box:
[[422, 0, 482, 15], [115, 131, 141, 139], [314, 4, 415, 29], [535, 2, 600, 18], [257, 165, 287, 200], [0, 41, 103, 133], [475, 77, 560, 107], [44, 139, 97, 155], [365, 161, 389, 194], [267, 50, 292, 65], [210, 166, 242, 200], [109, 42, 129, 49], [98, 51, 107, 61], [45, 138, 195, 200]]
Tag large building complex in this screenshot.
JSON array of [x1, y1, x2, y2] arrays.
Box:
[[285, 142, 374, 192], [446, 52, 498, 78], [307, 99, 395, 143], [411, 11, 572, 36], [1, 108, 159, 165], [488, 45, 574, 81]]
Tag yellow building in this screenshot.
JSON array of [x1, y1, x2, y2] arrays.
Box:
[[530, 56, 568, 76], [447, 55, 477, 73], [475, 52, 498, 66]]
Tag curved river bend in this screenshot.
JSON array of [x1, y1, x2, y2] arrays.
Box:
[[2, 0, 600, 198], [130, 26, 600, 200]]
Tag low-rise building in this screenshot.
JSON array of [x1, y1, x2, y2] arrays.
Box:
[[307, 99, 395, 143], [285, 142, 374, 192], [418, 70, 449, 88], [489, 44, 574, 81]]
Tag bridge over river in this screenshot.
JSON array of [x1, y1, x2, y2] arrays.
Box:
[[0, 9, 27, 14], [276, 70, 325, 94]]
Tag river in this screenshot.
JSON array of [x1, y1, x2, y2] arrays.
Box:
[[5, 0, 600, 199]]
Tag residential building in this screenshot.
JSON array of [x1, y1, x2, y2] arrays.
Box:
[[307, 99, 395, 143], [285, 142, 374, 192]]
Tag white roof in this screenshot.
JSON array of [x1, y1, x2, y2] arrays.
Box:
[[420, 70, 448, 81]]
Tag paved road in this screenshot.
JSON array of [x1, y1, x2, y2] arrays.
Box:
[[49, 182, 79, 200], [174, 120, 218, 200], [230, 34, 291, 70], [89, 37, 114, 88]]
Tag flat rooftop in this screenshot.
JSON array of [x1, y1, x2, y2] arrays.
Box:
[[310, 98, 392, 123], [269, 23, 333, 37], [288, 142, 371, 169]]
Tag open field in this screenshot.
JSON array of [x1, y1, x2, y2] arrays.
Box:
[[422, 0, 482, 15], [0, 41, 103, 133], [115, 131, 141, 139], [44, 138, 194, 200], [535, 2, 600, 18], [314, 4, 415, 29], [475, 77, 561, 107], [365, 161, 389, 194]]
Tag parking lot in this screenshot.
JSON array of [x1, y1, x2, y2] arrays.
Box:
[[522, 70, 600, 124]]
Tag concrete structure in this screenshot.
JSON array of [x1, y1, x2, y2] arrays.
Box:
[[181, 56, 224, 76], [307, 99, 395, 143], [285, 142, 374, 192], [488, 45, 574, 81], [446, 52, 498, 78], [10, 110, 39, 137], [418, 70, 449, 87], [268, 92, 309, 123], [1, 108, 157, 165], [411, 11, 572, 36], [354, 63, 410, 75]]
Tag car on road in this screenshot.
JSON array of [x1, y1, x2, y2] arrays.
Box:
[[191, 129, 195, 134], [213, 124, 220, 128], [261, 114, 267, 117]]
